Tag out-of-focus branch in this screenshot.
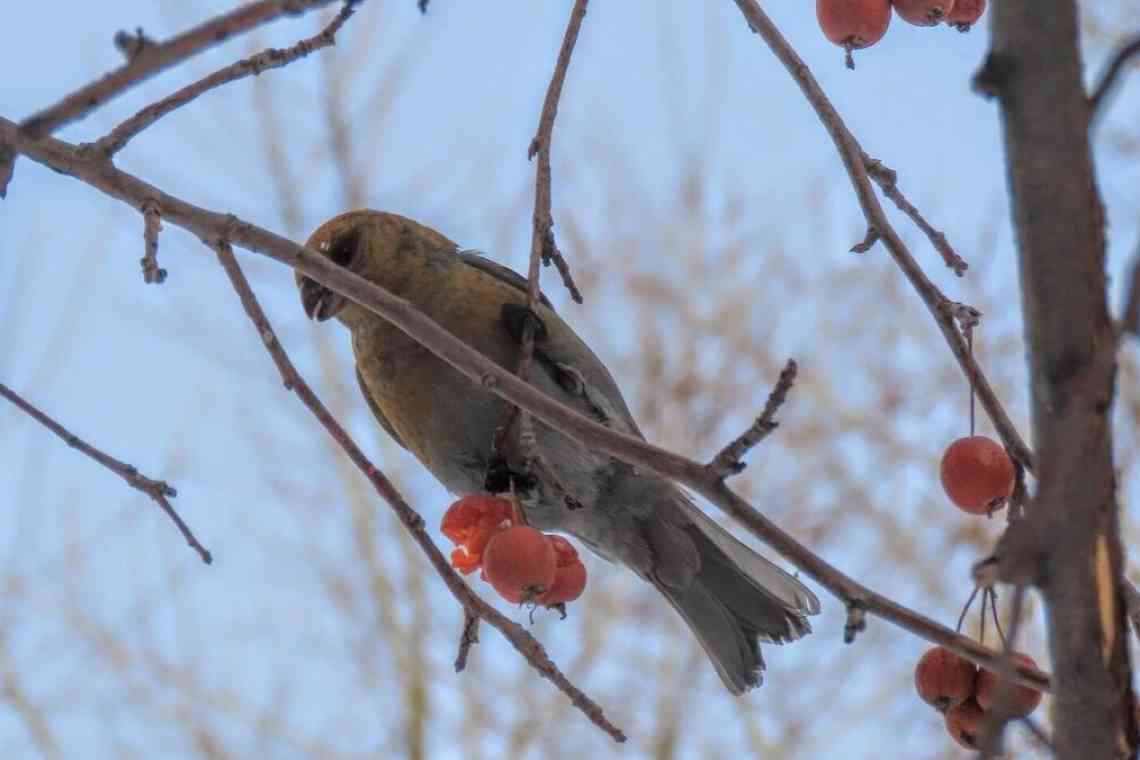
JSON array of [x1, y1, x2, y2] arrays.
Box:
[[92, 3, 358, 158], [0, 116, 1052, 694], [729, 0, 1033, 474], [525, 0, 587, 305], [210, 240, 625, 743], [1120, 231, 1140, 338], [19, 0, 340, 139], [0, 380, 211, 564], [1089, 33, 1140, 123]]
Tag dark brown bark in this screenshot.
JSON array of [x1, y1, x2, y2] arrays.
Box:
[[987, 3, 1137, 756]]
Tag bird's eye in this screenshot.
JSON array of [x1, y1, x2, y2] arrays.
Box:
[[328, 229, 360, 268]]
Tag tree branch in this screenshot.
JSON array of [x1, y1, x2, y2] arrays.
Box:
[[92, 2, 358, 158], [0, 380, 211, 564], [0, 115, 1052, 693], [1089, 33, 1140, 123], [209, 240, 625, 742], [729, 0, 1033, 474], [526, 0, 587, 305]]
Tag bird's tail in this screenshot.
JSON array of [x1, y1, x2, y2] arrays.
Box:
[[654, 499, 820, 695]]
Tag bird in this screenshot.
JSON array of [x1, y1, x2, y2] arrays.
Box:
[[296, 210, 820, 694]]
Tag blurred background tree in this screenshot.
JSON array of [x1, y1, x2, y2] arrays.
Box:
[[1, 1, 1138, 757]]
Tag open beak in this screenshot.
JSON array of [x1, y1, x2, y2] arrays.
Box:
[[299, 277, 348, 321]]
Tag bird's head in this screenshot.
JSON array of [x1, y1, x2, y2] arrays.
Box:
[[296, 209, 456, 324]]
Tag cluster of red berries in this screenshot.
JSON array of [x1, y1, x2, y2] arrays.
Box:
[[817, 0, 987, 67], [441, 494, 587, 607], [915, 646, 1042, 749]]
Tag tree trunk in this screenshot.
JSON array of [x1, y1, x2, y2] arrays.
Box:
[[988, 3, 1137, 757]]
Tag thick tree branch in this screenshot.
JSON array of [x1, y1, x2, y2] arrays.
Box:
[[0, 116, 1051, 693], [0, 380, 211, 564], [987, 3, 1137, 756], [729, 0, 1033, 474], [210, 239, 625, 742]]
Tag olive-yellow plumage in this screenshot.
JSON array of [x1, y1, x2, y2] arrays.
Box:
[[297, 210, 820, 694]]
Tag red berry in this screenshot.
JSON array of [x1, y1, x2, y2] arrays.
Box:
[[817, 0, 891, 49], [892, 0, 956, 26], [947, 0, 985, 30], [944, 699, 985, 750], [483, 526, 557, 603], [440, 495, 514, 572], [940, 436, 1014, 514], [976, 653, 1043, 716], [537, 535, 588, 605], [914, 647, 977, 712]]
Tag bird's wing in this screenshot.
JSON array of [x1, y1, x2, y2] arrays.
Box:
[[456, 250, 554, 310], [456, 251, 644, 439], [355, 367, 408, 451]]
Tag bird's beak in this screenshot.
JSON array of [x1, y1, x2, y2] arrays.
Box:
[[299, 276, 348, 321]]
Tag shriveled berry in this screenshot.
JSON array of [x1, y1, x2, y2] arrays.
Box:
[[483, 526, 557, 603], [441, 494, 514, 573], [940, 436, 1015, 514], [915, 646, 977, 712]]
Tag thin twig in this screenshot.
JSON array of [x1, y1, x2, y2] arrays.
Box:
[[708, 359, 797, 478], [730, 0, 1034, 474], [0, 115, 1053, 694], [210, 240, 625, 742], [863, 154, 968, 276], [141, 199, 167, 284], [454, 611, 480, 673], [1089, 33, 1140, 122], [525, 0, 587, 305], [19, 0, 340, 139], [92, 3, 358, 158], [0, 380, 211, 564]]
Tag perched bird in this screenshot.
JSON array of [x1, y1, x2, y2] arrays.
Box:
[[297, 210, 820, 694]]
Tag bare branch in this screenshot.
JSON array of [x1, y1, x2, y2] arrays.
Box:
[[708, 358, 796, 478], [93, 3, 358, 158], [1089, 33, 1140, 122], [141, 199, 167, 284], [729, 0, 1033, 473], [0, 380, 211, 564], [0, 115, 1052, 694], [210, 239, 625, 742], [454, 611, 480, 673], [19, 0, 341, 139], [863, 154, 968, 276], [526, 0, 588, 305]]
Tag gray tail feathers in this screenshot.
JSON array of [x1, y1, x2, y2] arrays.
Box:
[[656, 501, 820, 695]]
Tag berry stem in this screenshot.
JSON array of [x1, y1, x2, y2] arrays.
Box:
[[967, 329, 976, 437], [955, 585, 981, 633]]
